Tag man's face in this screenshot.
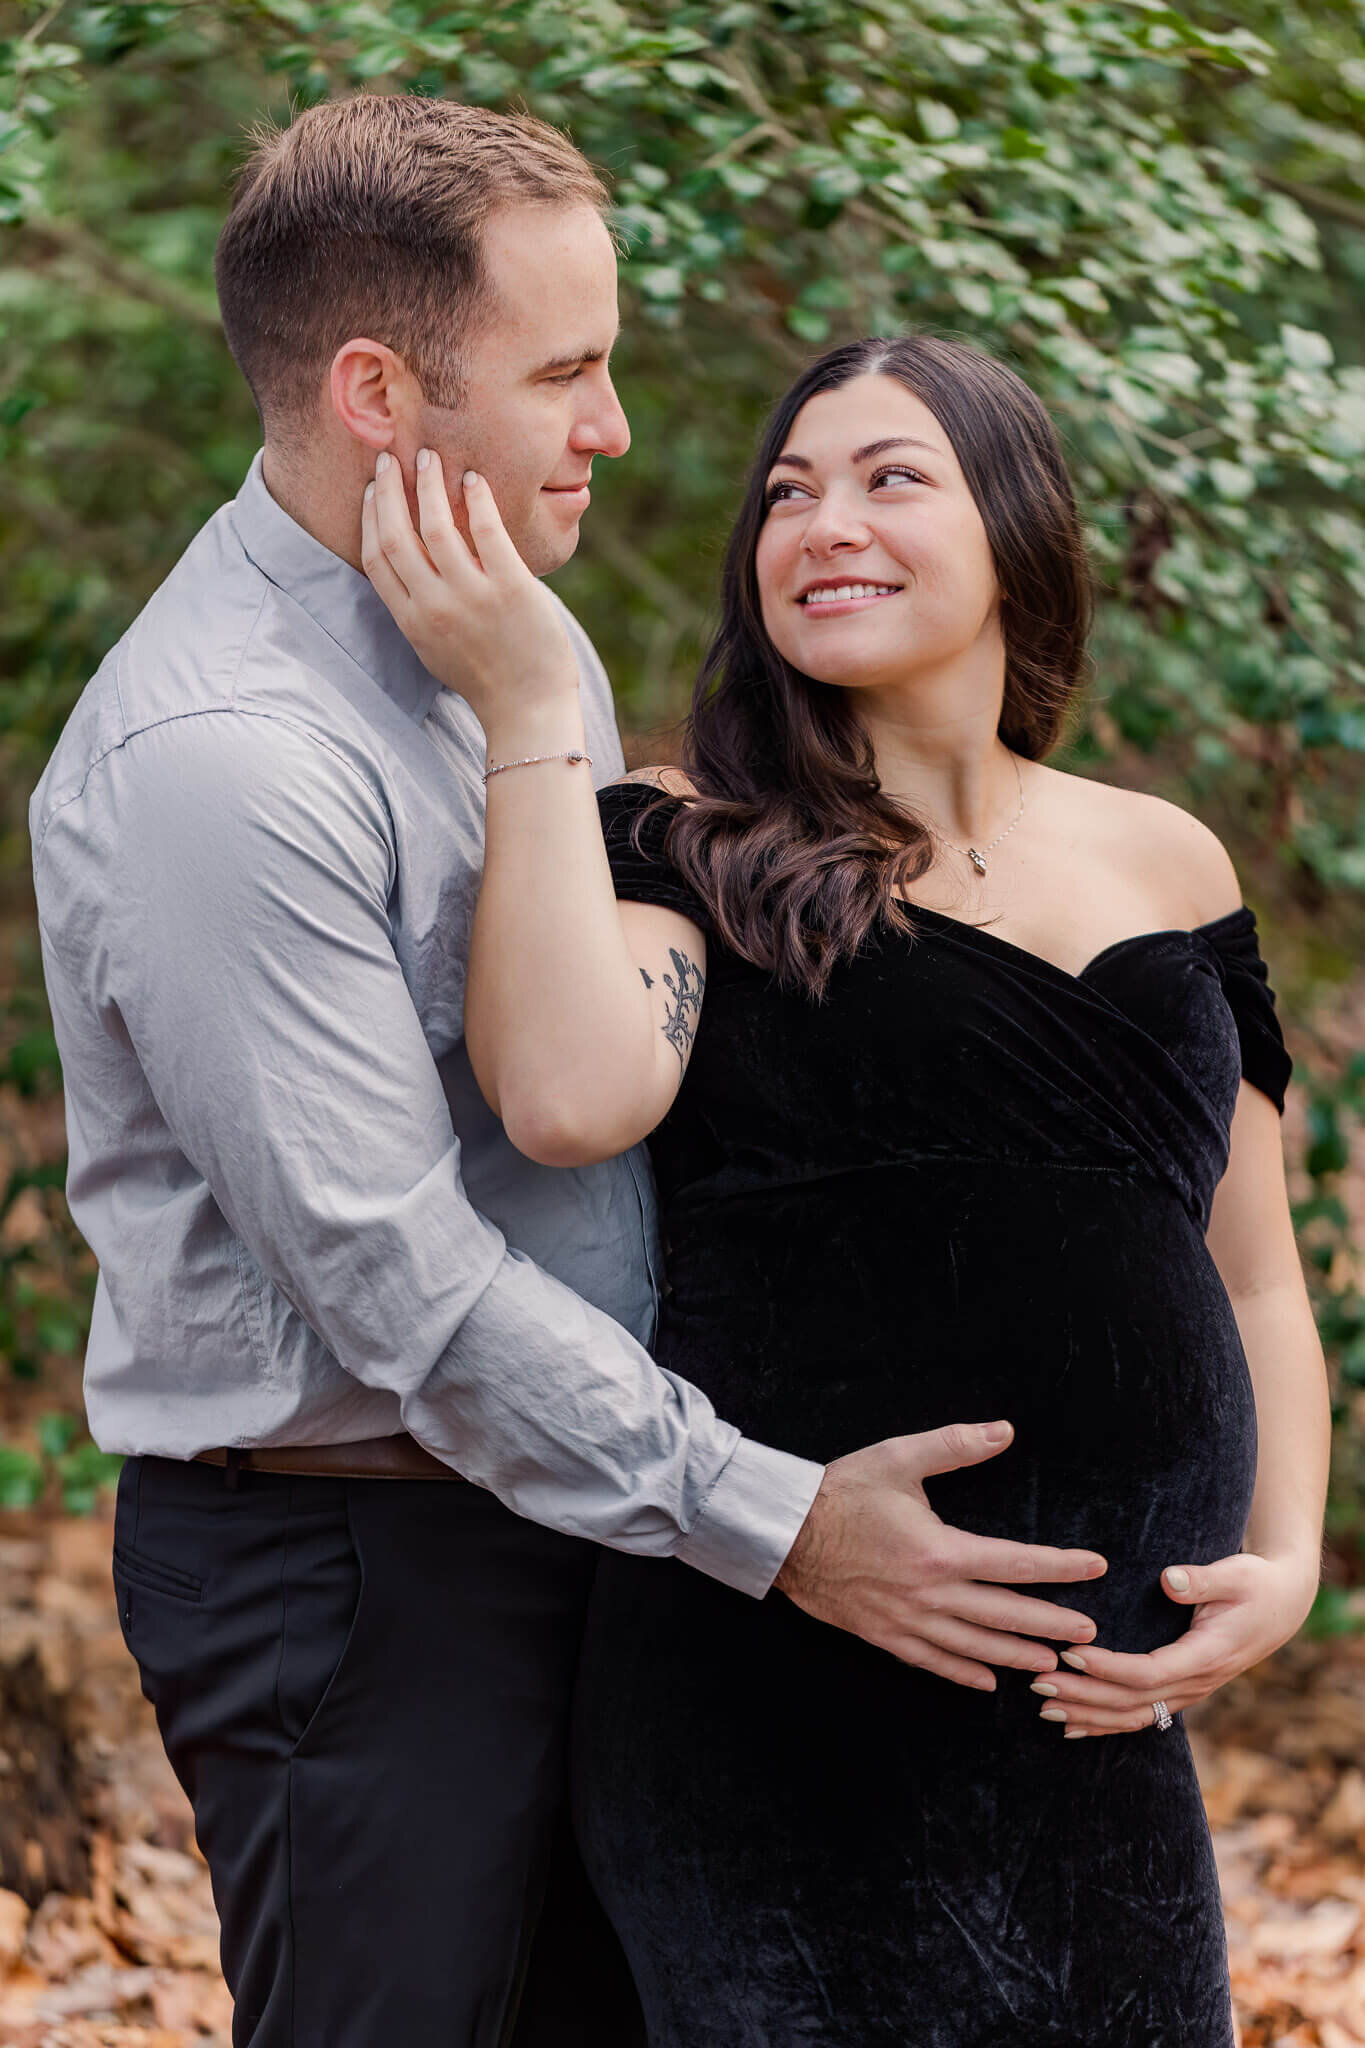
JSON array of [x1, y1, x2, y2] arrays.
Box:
[[419, 203, 630, 576]]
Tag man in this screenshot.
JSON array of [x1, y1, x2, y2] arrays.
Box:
[[30, 93, 1105, 2047]]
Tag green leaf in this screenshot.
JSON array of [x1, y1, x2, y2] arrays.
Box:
[[1000, 127, 1048, 160], [786, 306, 831, 342], [1045, 277, 1109, 315], [917, 100, 960, 142], [1281, 324, 1333, 371], [809, 163, 863, 204], [662, 61, 724, 90], [717, 163, 769, 201], [635, 266, 685, 302], [0, 1446, 44, 1510], [37, 1410, 79, 1458], [940, 36, 989, 66], [56, 1441, 122, 1515], [1304, 1585, 1365, 1640], [6, 1030, 61, 1094], [1207, 460, 1257, 502]]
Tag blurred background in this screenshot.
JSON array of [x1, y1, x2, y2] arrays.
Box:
[[0, 2, 1363, 2042]]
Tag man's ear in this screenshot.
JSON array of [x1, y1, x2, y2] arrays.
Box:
[[329, 338, 415, 452]]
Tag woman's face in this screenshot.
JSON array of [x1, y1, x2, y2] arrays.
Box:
[[754, 373, 1004, 697]]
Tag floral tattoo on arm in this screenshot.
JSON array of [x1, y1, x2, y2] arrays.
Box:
[[659, 946, 705, 1074]]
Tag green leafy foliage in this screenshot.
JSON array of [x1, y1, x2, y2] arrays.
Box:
[[2, 0, 1362, 840], [0, 1412, 118, 1511]]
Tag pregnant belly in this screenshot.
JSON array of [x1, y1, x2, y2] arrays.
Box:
[[658, 1162, 1257, 1655]]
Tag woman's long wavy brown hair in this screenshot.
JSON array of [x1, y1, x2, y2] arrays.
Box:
[[642, 334, 1095, 999]]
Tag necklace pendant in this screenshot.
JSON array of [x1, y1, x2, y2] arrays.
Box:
[[967, 848, 988, 875]]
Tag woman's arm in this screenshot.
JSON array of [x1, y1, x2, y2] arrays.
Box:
[[361, 449, 702, 1166], [468, 771, 706, 1166], [1205, 1080, 1330, 1593]]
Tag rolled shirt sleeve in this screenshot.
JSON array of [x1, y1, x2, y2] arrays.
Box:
[[36, 706, 821, 1596]]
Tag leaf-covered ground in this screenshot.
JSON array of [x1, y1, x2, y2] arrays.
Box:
[[1, 1499, 1365, 2048]]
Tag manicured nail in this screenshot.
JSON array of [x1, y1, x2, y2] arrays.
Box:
[[416, 448, 431, 472], [1040, 1706, 1068, 1722], [464, 469, 479, 487], [1060, 1651, 1088, 1671], [375, 451, 390, 475], [363, 482, 374, 503], [982, 1420, 1011, 1442], [1165, 1567, 1190, 1592], [1030, 1681, 1059, 1697], [1064, 1729, 1088, 1740]]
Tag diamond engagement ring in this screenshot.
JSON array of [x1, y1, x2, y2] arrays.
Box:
[[1151, 1699, 1174, 1732]]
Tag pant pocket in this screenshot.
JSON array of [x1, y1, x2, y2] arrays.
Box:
[[277, 1483, 365, 1753], [112, 1543, 204, 1602]]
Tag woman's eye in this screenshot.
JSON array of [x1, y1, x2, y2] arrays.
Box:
[[870, 465, 926, 488], [764, 480, 808, 504]]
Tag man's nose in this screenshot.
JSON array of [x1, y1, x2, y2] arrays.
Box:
[[574, 376, 631, 461]]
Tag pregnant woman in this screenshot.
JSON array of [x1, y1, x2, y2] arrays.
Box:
[[362, 335, 1328, 2043]]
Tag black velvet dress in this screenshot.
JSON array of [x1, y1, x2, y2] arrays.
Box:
[[574, 782, 1293, 2048]]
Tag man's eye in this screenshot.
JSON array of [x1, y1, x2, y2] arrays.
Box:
[[549, 369, 585, 386]]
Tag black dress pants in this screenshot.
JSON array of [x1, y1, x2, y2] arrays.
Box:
[[113, 1454, 646, 2048]]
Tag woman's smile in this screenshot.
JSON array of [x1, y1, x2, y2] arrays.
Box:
[[794, 577, 904, 617]]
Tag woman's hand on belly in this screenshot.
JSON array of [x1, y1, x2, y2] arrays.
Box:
[[1025, 1548, 1321, 1737]]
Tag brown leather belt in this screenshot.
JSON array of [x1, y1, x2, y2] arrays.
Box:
[[195, 1434, 464, 1481]]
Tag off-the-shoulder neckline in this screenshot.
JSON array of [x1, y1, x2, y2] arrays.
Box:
[[886, 901, 1255, 991]]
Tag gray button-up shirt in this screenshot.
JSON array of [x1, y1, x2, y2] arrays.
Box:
[[30, 452, 822, 1598]]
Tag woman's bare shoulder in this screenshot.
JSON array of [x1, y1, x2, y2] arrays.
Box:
[[1046, 765, 1241, 924]]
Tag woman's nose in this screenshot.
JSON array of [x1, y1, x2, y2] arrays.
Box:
[[800, 489, 871, 556]]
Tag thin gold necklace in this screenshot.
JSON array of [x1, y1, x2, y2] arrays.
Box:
[[935, 754, 1025, 876]]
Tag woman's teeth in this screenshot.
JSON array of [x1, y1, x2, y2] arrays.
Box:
[[800, 584, 900, 605]]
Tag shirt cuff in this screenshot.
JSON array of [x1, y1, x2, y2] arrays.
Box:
[[674, 1435, 825, 1600]]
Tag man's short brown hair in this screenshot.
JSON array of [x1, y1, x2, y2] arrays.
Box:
[[214, 93, 610, 432]]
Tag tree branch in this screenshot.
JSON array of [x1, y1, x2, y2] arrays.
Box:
[[1259, 174, 1365, 235], [14, 217, 223, 334]]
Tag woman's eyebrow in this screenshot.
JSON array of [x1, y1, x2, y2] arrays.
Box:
[[769, 436, 942, 471]]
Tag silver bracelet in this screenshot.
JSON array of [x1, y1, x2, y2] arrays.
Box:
[[482, 748, 592, 784]]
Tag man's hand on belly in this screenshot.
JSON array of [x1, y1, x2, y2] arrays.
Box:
[[774, 1422, 1109, 1688]]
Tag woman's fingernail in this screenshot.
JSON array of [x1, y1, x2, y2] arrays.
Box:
[[376, 452, 391, 475], [1165, 1567, 1190, 1592], [416, 448, 431, 472], [363, 482, 374, 504], [1060, 1651, 1088, 1671], [464, 469, 479, 487], [1040, 1707, 1068, 1722], [1064, 1729, 1088, 1739], [1030, 1681, 1059, 1697]]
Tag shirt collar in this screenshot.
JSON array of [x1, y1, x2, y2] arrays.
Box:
[[229, 449, 444, 725]]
